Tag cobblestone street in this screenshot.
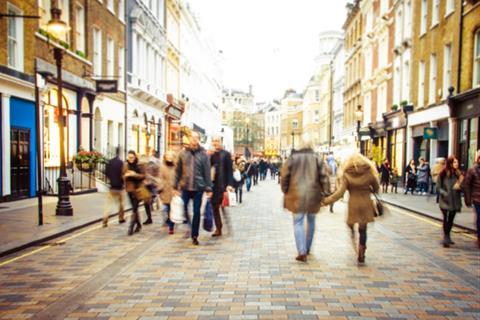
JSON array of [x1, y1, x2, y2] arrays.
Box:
[[0, 179, 479, 320]]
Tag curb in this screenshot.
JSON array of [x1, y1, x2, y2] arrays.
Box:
[[0, 209, 132, 259], [382, 199, 476, 233]]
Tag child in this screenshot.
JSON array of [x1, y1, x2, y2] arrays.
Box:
[[390, 168, 400, 193]]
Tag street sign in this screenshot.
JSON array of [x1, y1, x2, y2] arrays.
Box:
[[423, 127, 438, 139], [96, 80, 118, 93]]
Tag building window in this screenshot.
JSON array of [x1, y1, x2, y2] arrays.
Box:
[[380, 0, 388, 16], [405, 0, 412, 38], [443, 44, 452, 99], [119, 0, 125, 21], [403, 60, 410, 102], [7, 3, 23, 71], [75, 4, 85, 53], [418, 61, 425, 107], [429, 54, 437, 104], [395, 10, 403, 47], [292, 120, 298, 129], [118, 47, 125, 90], [420, 0, 427, 35], [57, 0, 70, 42], [39, 0, 51, 33], [107, 0, 115, 13], [315, 89, 320, 102], [445, 0, 454, 16], [93, 28, 102, 76], [431, 0, 439, 27], [474, 30, 480, 88]]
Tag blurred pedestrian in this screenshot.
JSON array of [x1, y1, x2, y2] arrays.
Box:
[[142, 152, 162, 224], [390, 167, 400, 193], [438, 155, 464, 248], [124, 150, 149, 235], [322, 153, 380, 264], [210, 135, 234, 237], [417, 157, 431, 195], [281, 134, 330, 263], [103, 147, 125, 227], [325, 155, 337, 213], [159, 150, 176, 234], [175, 131, 213, 245], [404, 159, 417, 194], [245, 160, 253, 191], [431, 158, 446, 203], [379, 159, 391, 193], [234, 156, 246, 203], [464, 150, 480, 248]]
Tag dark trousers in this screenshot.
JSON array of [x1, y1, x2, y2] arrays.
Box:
[[182, 190, 203, 239], [235, 183, 243, 203], [359, 224, 367, 246], [164, 204, 174, 230], [475, 204, 480, 240], [390, 183, 398, 193], [127, 192, 141, 230], [441, 209, 457, 236], [213, 203, 223, 232]]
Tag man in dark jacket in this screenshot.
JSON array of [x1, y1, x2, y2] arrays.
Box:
[[464, 150, 480, 248], [175, 131, 213, 245], [281, 135, 330, 262], [210, 136, 234, 237], [104, 147, 125, 227]]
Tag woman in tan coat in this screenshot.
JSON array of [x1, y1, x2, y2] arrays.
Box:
[[159, 151, 177, 234], [322, 153, 380, 263]]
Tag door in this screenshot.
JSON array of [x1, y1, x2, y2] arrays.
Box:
[[11, 128, 30, 199]]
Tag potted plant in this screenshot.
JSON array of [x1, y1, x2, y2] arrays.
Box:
[[400, 100, 408, 107], [76, 50, 86, 59], [73, 150, 106, 172], [392, 104, 399, 111]]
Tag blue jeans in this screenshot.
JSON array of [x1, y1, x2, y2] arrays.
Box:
[[182, 190, 204, 239], [163, 204, 174, 230], [475, 204, 480, 240], [293, 213, 316, 255], [418, 182, 428, 193]]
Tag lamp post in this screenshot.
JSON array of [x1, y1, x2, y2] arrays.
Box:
[[46, 3, 73, 215], [291, 131, 295, 151], [245, 117, 250, 158], [355, 105, 363, 152]]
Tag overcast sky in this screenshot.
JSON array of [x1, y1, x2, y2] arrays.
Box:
[[191, 0, 348, 101]]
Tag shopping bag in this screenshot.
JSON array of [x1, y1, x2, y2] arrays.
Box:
[[228, 191, 237, 206], [200, 192, 208, 215], [222, 192, 230, 207], [170, 195, 185, 223], [203, 200, 214, 232], [233, 169, 242, 182]]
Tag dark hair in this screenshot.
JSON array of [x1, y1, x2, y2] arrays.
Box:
[[439, 155, 460, 179]]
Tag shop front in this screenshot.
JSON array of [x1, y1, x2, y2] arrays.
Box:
[[407, 104, 451, 166], [165, 96, 184, 151], [449, 87, 480, 170], [384, 110, 407, 176]]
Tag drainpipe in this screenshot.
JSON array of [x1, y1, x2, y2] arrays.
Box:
[[124, 0, 129, 159], [452, 2, 464, 157]]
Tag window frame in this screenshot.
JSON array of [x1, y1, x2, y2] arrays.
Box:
[[420, 0, 427, 35], [474, 30, 480, 88], [418, 61, 425, 108], [93, 28, 102, 77], [7, 2, 23, 71], [106, 37, 115, 78], [431, 0, 439, 27], [75, 3, 85, 53], [429, 54, 437, 104], [443, 44, 452, 98]]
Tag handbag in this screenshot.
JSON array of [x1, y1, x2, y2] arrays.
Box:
[[203, 199, 214, 232], [170, 195, 185, 223], [135, 184, 151, 202], [233, 169, 242, 182], [371, 191, 384, 217], [228, 191, 237, 206], [222, 192, 230, 207]]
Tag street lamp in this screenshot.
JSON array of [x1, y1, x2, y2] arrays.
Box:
[[355, 105, 363, 151], [291, 131, 295, 151], [46, 3, 73, 216]]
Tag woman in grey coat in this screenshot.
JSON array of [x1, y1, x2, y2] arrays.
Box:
[[438, 155, 464, 247]]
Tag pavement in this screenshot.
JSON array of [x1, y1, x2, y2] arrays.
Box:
[[0, 178, 479, 320], [379, 188, 476, 232], [0, 192, 131, 257]]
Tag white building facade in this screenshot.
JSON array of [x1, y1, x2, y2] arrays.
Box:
[[127, 0, 168, 156]]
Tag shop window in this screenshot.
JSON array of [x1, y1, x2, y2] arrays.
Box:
[[468, 118, 479, 169]]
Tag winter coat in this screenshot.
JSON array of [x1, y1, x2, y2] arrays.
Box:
[[210, 149, 234, 205], [124, 160, 146, 193], [175, 146, 213, 192], [417, 163, 431, 183], [379, 163, 391, 183], [158, 162, 176, 204], [323, 154, 380, 225], [464, 164, 480, 206], [405, 164, 417, 189], [280, 148, 331, 214], [438, 172, 463, 212], [106, 156, 125, 190]]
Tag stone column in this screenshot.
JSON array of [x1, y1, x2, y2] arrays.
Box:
[[1, 93, 11, 196]]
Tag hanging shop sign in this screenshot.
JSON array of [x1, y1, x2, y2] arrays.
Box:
[[96, 80, 118, 93], [423, 127, 438, 140], [166, 105, 183, 119]]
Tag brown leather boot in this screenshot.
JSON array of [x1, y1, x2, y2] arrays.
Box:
[[358, 245, 366, 263]]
